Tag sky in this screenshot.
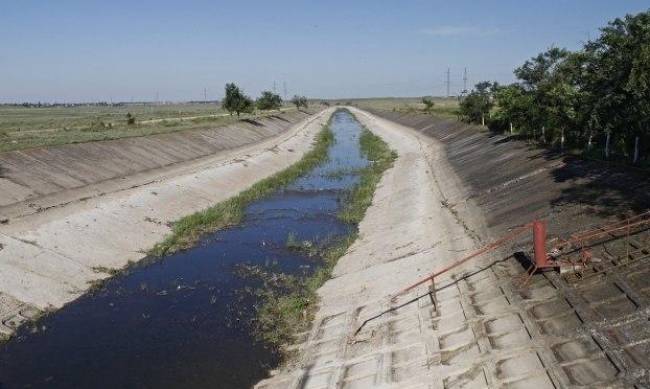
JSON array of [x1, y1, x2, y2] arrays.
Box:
[[1, 1, 648, 103]]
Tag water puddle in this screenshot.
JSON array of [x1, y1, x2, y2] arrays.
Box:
[[0, 110, 368, 389]]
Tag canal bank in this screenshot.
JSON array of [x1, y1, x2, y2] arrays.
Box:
[[0, 108, 332, 341], [256, 108, 552, 389], [0, 109, 394, 388]]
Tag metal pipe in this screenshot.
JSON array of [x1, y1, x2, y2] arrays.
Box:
[[392, 223, 532, 299], [533, 220, 549, 268]]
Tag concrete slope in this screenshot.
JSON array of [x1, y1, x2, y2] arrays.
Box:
[[361, 110, 650, 388], [0, 108, 334, 340], [0, 111, 310, 220], [258, 109, 649, 388], [257, 108, 555, 389]]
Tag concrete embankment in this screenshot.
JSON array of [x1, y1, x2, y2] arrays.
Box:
[[0, 111, 311, 219], [258, 108, 650, 388], [0, 108, 333, 339]]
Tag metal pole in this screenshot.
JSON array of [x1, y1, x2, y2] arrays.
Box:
[[533, 220, 548, 268]]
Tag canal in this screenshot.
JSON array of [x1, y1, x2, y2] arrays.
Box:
[[0, 110, 368, 389]]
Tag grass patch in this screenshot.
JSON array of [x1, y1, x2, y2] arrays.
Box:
[[338, 126, 398, 224], [149, 120, 334, 257], [0, 104, 300, 152], [253, 233, 358, 347], [253, 114, 396, 353]]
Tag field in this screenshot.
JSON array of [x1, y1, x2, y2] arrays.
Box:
[[333, 96, 460, 117], [0, 103, 293, 152], [0, 98, 456, 153]]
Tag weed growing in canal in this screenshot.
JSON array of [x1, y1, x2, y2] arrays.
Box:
[[285, 232, 319, 256], [149, 119, 335, 256], [338, 126, 398, 224], [254, 232, 357, 347], [255, 116, 396, 355]]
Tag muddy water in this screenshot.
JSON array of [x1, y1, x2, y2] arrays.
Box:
[[0, 110, 367, 389]]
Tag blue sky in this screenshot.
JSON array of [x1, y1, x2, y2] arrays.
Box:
[[1, 1, 648, 102]]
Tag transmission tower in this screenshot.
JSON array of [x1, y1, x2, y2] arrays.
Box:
[[463, 68, 468, 94], [446, 68, 451, 97]]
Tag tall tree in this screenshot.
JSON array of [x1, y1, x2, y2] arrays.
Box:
[[581, 11, 650, 161], [222, 83, 254, 117], [291, 95, 308, 110], [256, 91, 282, 111], [459, 81, 498, 125]]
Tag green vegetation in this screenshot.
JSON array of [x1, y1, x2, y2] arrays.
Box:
[[256, 91, 283, 111], [255, 115, 396, 351], [126, 112, 136, 125], [421, 96, 435, 112], [149, 120, 335, 257], [0, 104, 248, 152], [222, 83, 254, 117], [285, 232, 319, 256], [345, 97, 460, 117], [253, 232, 358, 347], [291, 95, 309, 110], [460, 10, 650, 166], [338, 126, 398, 224], [0, 82, 302, 152], [458, 81, 498, 126]]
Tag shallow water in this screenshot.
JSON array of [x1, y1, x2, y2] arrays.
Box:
[[0, 110, 368, 389]]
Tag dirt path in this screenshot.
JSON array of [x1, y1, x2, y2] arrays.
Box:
[[257, 108, 554, 388], [0, 108, 335, 340], [138, 107, 294, 125]]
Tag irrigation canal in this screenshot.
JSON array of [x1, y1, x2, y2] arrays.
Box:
[[0, 110, 369, 389]]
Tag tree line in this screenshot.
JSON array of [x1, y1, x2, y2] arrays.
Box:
[[221, 83, 308, 117], [459, 10, 650, 165]]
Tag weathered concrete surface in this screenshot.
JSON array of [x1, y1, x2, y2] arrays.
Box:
[[0, 111, 311, 220], [0, 108, 333, 338], [257, 108, 650, 388], [257, 108, 555, 388], [363, 110, 650, 388]]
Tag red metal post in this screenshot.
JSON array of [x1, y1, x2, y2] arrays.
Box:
[[533, 220, 549, 268]]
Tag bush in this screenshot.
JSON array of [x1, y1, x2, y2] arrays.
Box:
[[126, 113, 136, 125]]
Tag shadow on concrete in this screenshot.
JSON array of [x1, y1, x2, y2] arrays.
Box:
[[241, 118, 263, 127], [353, 255, 514, 337], [269, 115, 290, 123], [369, 109, 650, 222], [546, 154, 650, 218]]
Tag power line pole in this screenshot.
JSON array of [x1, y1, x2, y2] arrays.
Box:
[[463, 67, 468, 94], [283, 81, 288, 100], [446, 68, 451, 97], [204, 88, 207, 102], [273, 81, 277, 94]]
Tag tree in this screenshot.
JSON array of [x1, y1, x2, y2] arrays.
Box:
[[222, 83, 254, 117], [492, 84, 532, 134], [421, 97, 435, 112], [459, 81, 498, 125], [126, 112, 136, 125], [256, 91, 282, 111], [291, 95, 308, 110], [580, 11, 650, 162], [484, 10, 650, 163]]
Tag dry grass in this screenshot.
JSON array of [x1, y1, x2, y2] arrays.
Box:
[[339, 97, 460, 117], [0, 103, 295, 152]]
